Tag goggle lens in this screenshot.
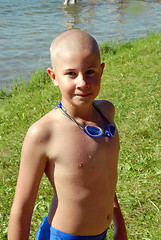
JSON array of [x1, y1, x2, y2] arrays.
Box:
[[105, 124, 116, 138], [84, 126, 103, 138]]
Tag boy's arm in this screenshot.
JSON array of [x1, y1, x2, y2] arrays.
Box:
[[8, 123, 49, 240], [113, 193, 128, 240]]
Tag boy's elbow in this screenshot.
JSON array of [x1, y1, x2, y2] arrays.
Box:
[[9, 202, 32, 223]]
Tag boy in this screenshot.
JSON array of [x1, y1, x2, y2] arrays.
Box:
[[8, 29, 127, 240]]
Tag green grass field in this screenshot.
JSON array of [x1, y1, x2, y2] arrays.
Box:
[[0, 32, 160, 239]]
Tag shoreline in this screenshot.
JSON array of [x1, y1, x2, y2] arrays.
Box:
[[1, 31, 160, 93]]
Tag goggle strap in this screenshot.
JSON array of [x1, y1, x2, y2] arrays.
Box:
[[58, 103, 84, 130]]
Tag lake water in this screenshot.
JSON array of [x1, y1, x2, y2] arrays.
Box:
[[0, 0, 161, 88]]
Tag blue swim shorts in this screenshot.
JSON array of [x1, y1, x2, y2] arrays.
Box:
[[35, 215, 107, 240]]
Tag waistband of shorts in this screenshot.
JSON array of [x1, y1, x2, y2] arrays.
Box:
[[43, 215, 107, 240]]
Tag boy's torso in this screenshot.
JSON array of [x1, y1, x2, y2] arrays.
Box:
[[36, 100, 119, 236]]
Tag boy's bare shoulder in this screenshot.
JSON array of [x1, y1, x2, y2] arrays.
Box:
[[94, 99, 115, 122], [26, 110, 56, 144]]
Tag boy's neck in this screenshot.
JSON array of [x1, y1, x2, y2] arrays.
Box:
[[60, 100, 94, 121]]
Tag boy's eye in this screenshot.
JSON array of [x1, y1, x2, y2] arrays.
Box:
[[86, 70, 95, 75], [66, 72, 76, 76]]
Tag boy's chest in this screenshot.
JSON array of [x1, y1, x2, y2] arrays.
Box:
[[46, 123, 119, 173]]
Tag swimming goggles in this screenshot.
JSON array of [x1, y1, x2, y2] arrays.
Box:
[[57, 102, 116, 139]]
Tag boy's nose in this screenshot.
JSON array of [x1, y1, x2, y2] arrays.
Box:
[[76, 74, 88, 88]]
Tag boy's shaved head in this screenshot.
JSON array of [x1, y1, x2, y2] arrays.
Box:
[[50, 29, 100, 69]]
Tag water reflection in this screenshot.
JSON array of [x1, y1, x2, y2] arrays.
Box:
[[62, 0, 151, 29], [62, 0, 100, 29], [63, 3, 83, 29], [62, 0, 129, 29]]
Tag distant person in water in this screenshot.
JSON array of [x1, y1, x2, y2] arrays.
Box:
[[64, 0, 76, 5], [8, 29, 128, 240]]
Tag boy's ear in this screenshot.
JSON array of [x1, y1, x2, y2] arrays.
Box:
[[47, 68, 59, 87], [100, 63, 105, 77]]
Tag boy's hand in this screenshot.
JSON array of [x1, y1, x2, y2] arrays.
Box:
[[113, 228, 128, 240]]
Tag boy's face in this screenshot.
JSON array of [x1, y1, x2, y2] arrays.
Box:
[[50, 48, 104, 108]]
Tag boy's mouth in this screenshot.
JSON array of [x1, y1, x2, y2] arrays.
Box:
[[75, 92, 91, 97]]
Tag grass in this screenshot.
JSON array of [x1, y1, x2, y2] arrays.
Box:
[[0, 32, 161, 239]]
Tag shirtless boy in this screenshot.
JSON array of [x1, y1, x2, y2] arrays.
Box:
[[8, 29, 127, 240]]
